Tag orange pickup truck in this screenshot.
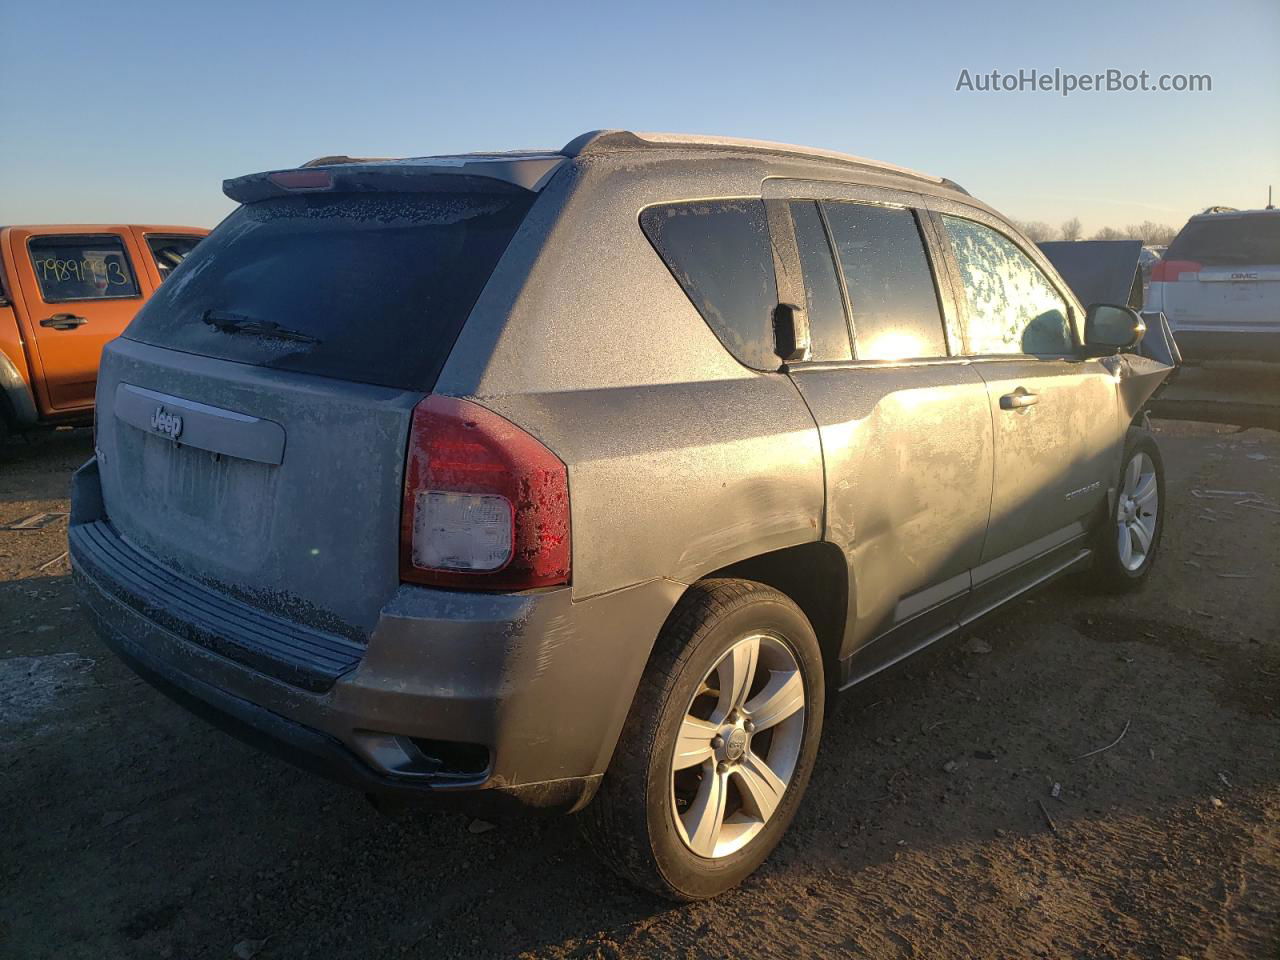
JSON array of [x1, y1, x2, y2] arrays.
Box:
[[0, 224, 206, 439]]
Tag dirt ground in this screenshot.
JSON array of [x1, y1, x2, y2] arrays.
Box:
[[2, 418, 1277, 960]]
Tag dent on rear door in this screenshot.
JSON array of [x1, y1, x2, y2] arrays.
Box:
[[789, 363, 995, 664]]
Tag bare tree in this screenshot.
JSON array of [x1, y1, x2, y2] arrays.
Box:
[[1012, 219, 1057, 242], [1092, 226, 1127, 241], [1124, 221, 1177, 245], [1060, 217, 1083, 241]]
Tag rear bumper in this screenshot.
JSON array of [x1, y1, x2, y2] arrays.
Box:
[[1169, 328, 1280, 363], [70, 459, 682, 813]]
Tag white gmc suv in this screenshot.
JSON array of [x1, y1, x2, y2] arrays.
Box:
[[1147, 207, 1280, 362]]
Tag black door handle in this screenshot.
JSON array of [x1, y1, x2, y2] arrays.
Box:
[[999, 389, 1040, 410], [40, 313, 88, 330]]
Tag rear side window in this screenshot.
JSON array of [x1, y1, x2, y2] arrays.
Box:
[[1165, 215, 1280, 266], [126, 191, 534, 391], [146, 235, 203, 281], [942, 216, 1073, 357], [820, 202, 948, 361], [640, 200, 779, 370], [789, 201, 852, 362], [28, 235, 141, 302]]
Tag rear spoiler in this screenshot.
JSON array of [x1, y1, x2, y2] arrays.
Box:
[[223, 155, 566, 204]]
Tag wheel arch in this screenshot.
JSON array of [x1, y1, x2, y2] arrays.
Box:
[[0, 346, 38, 430], [685, 541, 850, 691], [587, 547, 849, 792]]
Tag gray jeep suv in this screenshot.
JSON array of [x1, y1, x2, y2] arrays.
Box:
[[70, 130, 1174, 899]]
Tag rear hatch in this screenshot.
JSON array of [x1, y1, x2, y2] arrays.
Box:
[[1151, 212, 1280, 333], [94, 173, 540, 639]]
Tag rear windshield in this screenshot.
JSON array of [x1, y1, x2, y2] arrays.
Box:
[[1165, 215, 1280, 266], [125, 190, 534, 390]]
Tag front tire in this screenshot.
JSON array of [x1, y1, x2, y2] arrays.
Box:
[[1088, 428, 1165, 592], [581, 579, 825, 900]]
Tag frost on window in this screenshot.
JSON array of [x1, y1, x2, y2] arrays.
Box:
[[640, 200, 779, 370], [943, 216, 1071, 356], [126, 191, 534, 391]]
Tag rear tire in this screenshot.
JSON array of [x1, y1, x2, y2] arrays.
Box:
[[1087, 428, 1165, 592], [580, 579, 824, 901]]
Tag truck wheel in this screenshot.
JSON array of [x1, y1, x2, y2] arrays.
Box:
[[581, 579, 824, 900], [1088, 428, 1165, 592]]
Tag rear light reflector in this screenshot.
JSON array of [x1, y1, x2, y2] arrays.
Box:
[[400, 395, 570, 590]]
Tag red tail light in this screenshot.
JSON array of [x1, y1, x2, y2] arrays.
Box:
[[400, 395, 570, 591], [268, 170, 334, 191], [1149, 259, 1201, 282]]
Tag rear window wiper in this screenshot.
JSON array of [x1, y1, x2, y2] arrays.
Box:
[[201, 310, 321, 344]]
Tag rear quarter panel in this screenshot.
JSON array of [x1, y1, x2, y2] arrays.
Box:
[[479, 379, 824, 600], [438, 156, 826, 601]]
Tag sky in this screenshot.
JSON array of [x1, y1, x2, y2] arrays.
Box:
[[2, 0, 1276, 234]]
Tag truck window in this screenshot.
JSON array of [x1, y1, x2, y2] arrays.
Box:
[[27, 235, 141, 302], [146, 235, 204, 281]]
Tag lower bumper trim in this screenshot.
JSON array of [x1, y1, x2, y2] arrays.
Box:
[[78, 566, 598, 815]]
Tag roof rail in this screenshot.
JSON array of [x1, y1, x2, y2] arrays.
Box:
[[560, 129, 964, 192]]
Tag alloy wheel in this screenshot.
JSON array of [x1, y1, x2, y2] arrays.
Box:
[[670, 632, 806, 859], [1116, 451, 1159, 572]]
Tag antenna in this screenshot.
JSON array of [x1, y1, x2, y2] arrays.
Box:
[[1268, 185, 1274, 210]]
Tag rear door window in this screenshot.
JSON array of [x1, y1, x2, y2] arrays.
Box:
[[941, 216, 1073, 356], [146, 235, 203, 281], [821, 202, 948, 361], [789, 201, 852, 362], [27, 235, 141, 302], [640, 200, 779, 370], [125, 190, 534, 391], [1165, 215, 1280, 266]]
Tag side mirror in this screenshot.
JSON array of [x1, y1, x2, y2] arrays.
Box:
[[1083, 303, 1146, 356], [773, 303, 811, 364]]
